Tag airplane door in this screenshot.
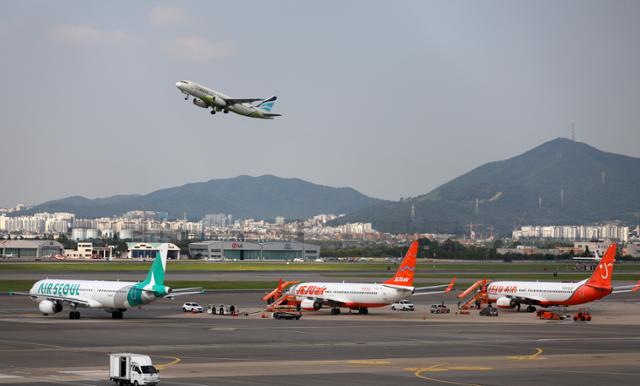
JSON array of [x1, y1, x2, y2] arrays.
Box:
[[382, 288, 389, 302]]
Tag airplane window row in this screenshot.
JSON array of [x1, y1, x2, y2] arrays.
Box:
[[328, 290, 377, 295], [523, 289, 571, 293]]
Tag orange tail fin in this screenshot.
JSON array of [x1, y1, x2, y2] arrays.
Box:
[[384, 241, 418, 287], [586, 244, 617, 289]]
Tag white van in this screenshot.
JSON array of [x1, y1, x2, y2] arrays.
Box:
[[109, 353, 159, 386]]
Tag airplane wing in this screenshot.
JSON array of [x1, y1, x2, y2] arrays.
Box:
[[612, 281, 640, 294], [225, 98, 263, 105], [414, 277, 456, 294], [498, 294, 547, 305], [303, 295, 347, 308], [164, 287, 205, 299], [8, 291, 33, 297], [33, 293, 96, 308]]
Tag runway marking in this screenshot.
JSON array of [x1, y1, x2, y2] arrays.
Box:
[[537, 337, 640, 342], [347, 359, 391, 365], [507, 347, 543, 361], [0, 374, 21, 379], [155, 355, 182, 370], [410, 363, 488, 386], [0, 338, 65, 350], [542, 368, 640, 377]]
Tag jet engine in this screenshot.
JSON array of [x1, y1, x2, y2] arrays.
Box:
[[300, 298, 322, 311], [38, 300, 63, 315], [211, 96, 227, 108], [496, 296, 517, 309], [192, 98, 208, 108]]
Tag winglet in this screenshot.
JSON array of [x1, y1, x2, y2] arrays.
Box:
[[445, 277, 456, 293], [384, 241, 418, 287]]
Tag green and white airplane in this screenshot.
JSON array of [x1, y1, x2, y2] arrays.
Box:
[[13, 244, 202, 320], [176, 80, 281, 119]]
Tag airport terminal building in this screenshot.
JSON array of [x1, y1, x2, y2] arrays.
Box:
[[188, 241, 320, 260]]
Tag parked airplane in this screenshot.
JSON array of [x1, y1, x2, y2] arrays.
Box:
[[572, 250, 601, 262], [286, 241, 455, 315], [12, 244, 202, 320], [175, 80, 281, 119], [464, 244, 637, 312]]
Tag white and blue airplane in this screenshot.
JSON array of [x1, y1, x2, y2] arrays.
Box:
[[12, 244, 202, 320], [176, 80, 281, 119]]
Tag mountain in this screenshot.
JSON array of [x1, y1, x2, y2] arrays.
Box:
[[25, 175, 388, 220], [334, 138, 640, 234]]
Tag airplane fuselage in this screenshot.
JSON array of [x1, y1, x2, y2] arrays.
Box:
[[289, 282, 413, 309], [487, 279, 611, 308], [29, 279, 160, 311]]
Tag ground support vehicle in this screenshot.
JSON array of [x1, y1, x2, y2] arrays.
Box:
[[430, 304, 450, 314], [391, 300, 415, 311], [109, 353, 159, 386]]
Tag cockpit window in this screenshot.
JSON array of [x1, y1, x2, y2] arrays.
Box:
[[179, 80, 188, 84]]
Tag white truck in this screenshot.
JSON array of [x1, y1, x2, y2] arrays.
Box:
[[109, 353, 159, 386]]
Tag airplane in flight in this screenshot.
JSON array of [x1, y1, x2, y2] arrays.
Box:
[[460, 243, 639, 312], [175, 80, 281, 119], [12, 244, 202, 320], [279, 241, 455, 315]]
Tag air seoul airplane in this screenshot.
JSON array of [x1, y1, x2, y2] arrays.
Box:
[[479, 244, 638, 312], [13, 244, 202, 320], [175, 80, 281, 119], [288, 241, 455, 315]]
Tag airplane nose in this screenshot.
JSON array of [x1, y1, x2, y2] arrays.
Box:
[[175, 82, 182, 90]]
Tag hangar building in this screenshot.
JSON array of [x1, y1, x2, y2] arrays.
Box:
[[188, 241, 320, 260], [0, 240, 64, 259], [126, 242, 181, 259]]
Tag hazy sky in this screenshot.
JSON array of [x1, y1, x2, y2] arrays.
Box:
[[1, 1, 639, 207]]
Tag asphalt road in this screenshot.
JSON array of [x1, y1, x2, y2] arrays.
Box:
[[1, 290, 639, 385]]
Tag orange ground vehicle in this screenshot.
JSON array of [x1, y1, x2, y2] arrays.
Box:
[[573, 308, 592, 321], [536, 308, 570, 320]]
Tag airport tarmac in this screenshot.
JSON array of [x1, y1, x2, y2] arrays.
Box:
[[1, 291, 639, 385]]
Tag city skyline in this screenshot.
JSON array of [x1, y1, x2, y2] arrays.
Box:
[[2, 1, 640, 207]]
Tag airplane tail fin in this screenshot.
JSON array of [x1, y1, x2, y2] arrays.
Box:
[[141, 244, 168, 289], [257, 96, 277, 112], [586, 243, 616, 289], [384, 241, 418, 287]]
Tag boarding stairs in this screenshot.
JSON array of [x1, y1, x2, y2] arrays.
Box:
[[458, 279, 491, 310]]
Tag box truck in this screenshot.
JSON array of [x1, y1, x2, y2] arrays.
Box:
[[109, 353, 159, 386]]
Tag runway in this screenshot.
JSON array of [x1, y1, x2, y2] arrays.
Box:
[[1, 291, 639, 385]]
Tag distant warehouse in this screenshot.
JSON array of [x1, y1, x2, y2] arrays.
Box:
[[189, 241, 320, 260], [0, 240, 64, 259]]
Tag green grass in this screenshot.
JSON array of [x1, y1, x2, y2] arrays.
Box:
[[1, 260, 639, 274], [327, 272, 640, 281]]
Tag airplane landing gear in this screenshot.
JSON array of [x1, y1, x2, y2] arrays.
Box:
[[358, 307, 369, 315], [210, 109, 216, 114], [526, 305, 536, 313], [69, 311, 80, 320], [223, 109, 229, 114], [184, 95, 189, 100], [330, 307, 341, 315], [111, 311, 124, 319]]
